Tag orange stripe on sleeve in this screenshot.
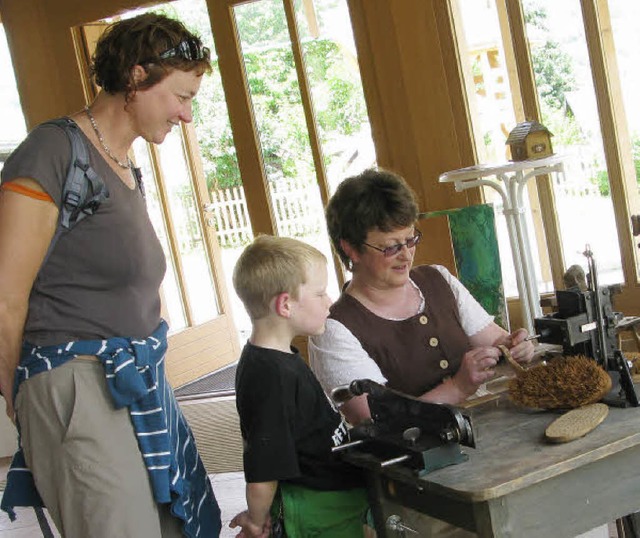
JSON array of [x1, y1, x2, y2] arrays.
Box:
[[1, 182, 55, 203]]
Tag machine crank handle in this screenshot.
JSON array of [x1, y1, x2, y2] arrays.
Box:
[[386, 515, 419, 535]]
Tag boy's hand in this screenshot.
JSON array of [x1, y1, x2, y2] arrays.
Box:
[[229, 510, 271, 538]]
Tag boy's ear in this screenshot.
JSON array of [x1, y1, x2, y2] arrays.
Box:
[[274, 292, 292, 318]]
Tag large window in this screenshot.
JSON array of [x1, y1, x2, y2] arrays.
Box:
[[0, 24, 27, 171], [524, 0, 623, 284], [454, 0, 639, 306], [134, 0, 375, 344], [231, 0, 374, 303], [609, 0, 640, 277], [211, 0, 376, 303]]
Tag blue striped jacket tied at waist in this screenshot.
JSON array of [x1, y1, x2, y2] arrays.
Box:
[[0, 320, 222, 538]]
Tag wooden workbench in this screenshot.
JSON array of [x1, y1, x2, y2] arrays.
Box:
[[347, 394, 640, 537]]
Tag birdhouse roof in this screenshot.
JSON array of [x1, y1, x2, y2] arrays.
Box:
[[506, 121, 553, 145]]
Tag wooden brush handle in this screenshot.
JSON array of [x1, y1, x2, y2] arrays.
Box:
[[499, 344, 525, 373]]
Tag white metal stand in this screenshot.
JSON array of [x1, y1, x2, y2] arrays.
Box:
[[439, 154, 565, 334]]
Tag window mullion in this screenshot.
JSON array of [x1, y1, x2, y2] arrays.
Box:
[[282, 0, 327, 204], [147, 144, 195, 327], [495, 0, 552, 287], [504, 0, 565, 291], [207, 0, 276, 238], [282, 0, 345, 289], [581, 0, 640, 284]]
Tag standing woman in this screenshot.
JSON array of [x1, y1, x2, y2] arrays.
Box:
[[0, 13, 221, 537]]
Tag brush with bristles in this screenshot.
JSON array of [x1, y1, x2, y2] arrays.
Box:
[[499, 345, 612, 409]]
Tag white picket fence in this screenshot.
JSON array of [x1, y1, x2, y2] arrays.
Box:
[[208, 186, 252, 247], [207, 151, 609, 251], [208, 176, 325, 247]]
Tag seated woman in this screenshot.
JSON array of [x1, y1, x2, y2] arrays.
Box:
[[309, 168, 534, 426]]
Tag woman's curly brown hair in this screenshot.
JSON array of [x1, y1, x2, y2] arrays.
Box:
[[91, 13, 212, 101]]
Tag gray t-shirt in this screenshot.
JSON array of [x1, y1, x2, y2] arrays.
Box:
[[1, 120, 166, 345]]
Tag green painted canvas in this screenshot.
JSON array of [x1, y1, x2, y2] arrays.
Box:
[[419, 204, 508, 330]]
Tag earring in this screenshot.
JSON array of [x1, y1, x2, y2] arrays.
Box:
[[346, 259, 354, 272]]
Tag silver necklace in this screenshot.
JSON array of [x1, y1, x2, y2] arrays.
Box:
[[84, 106, 131, 170]]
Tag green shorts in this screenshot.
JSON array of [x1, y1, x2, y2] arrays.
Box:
[[275, 483, 370, 538]]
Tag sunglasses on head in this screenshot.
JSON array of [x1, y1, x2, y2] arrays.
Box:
[[157, 37, 210, 61], [363, 229, 422, 257]]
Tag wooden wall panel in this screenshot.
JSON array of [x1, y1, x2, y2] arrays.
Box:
[[0, 0, 143, 128], [348, 1, 472, 207], [348, 0, 478, 266]]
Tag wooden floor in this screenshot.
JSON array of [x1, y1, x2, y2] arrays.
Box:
[[0, 457, 619, 537]]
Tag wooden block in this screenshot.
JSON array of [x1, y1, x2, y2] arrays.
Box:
[[545, 403, 609, 443]]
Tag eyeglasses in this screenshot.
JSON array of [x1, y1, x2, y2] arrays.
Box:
[[157, 38, 210, 62], [363, 229, 422, 257]]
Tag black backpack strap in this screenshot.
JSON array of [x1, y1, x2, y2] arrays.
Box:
[[40, 118, 109, 265], [46, 118, 109, 229]]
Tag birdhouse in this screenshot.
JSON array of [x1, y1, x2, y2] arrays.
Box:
[[506, 121, 553, 161]]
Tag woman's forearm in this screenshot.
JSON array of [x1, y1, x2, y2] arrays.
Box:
[[0, 301, 28, 416], [0, 185, 58, 415]]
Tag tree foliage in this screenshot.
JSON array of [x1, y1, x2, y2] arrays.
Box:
[[524, 3, 577, 119], [153, 0, 369, 191], [531, 41, 576, 110], [591, 135, 640, 196]]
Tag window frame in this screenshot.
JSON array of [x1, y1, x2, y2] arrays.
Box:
[[500, 0, 639, 292]]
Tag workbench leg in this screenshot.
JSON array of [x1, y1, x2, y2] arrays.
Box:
[[472, 499, 509, 538], [616, 514, 640, 538], [363, 470, 389, 538]]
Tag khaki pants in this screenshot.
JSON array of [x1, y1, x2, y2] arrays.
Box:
[[15, 358, 183, 538]]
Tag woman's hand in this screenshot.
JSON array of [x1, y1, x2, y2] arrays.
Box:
[[452, 346, 501, 397], [5, 400, 15, 424], [0, 376, 15, 423], [506, 328, 535, 365]]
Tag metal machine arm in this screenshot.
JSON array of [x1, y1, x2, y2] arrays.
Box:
[[534, 246, 639, 407], [332, 379, 475, 475]]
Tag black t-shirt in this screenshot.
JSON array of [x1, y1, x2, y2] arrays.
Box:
[[235, 343, 363, 490]]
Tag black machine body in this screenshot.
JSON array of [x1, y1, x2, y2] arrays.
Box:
[[332, 379, 475, 476], [533, 247, 639, 407]]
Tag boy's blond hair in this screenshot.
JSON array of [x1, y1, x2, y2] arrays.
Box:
[[233, 235, 327, 320]]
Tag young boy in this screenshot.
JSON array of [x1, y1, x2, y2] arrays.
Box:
[[229, 235, 370, 538]]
